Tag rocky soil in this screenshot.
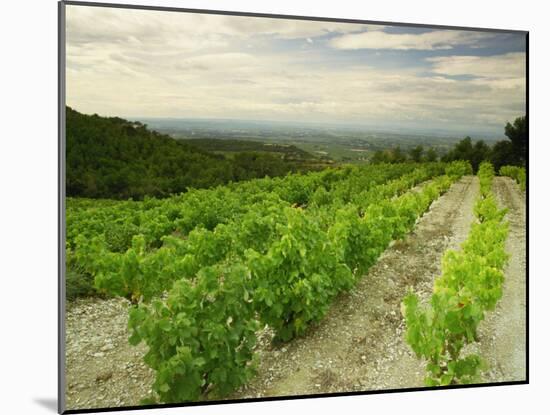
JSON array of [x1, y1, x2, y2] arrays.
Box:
[[64, 175, 527, 410], [64, 297, 155, 410]]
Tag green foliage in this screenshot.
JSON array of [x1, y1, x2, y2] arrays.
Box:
[[402, 162, 509, 386], [474, 193, 507, 223], [425, 147, 438, 162], [370, 146, 407, 164], [65, 266, 97, 301], [505, 116, 527, 165], [490, 140, 515, 171], [499, 165, 526, 191], [409, 145, 424, 162], [248, 208, 353, 342], [66, 161, 468, 403], [66, 107, 320, 200], [66, 163, 422, 300], [442, 137, 490, 173], [128, 263, 260, 402], [247, 173, 453, 343], [371, 146, 440, 164], [444, 160, 473, 179], [478, 161, 495, 197], [442, 116, 527, 172]]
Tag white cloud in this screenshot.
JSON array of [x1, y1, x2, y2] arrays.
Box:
[[66, 5, 367, 47], [218, 17, 367, 39], [65, 5, 525, 135], [329, 29, 493, 50], [427, 52, 526, 79]]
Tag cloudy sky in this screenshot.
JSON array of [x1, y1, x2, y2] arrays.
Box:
[[65, 5, 526, 137]]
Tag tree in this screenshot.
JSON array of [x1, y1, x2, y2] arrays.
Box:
[[425, 147, 438, 162], [441, 137, 489, 172], [504, 115, 527, 164], [370, 147, 407, 164], [487, 115, 527, 170], [391, 146, 406, 163], [452, 137, 473, 160], [490, 140, 515, 171], [370, 150, 391, 164], [442, 137, 471, 163], [433, 116, 526, 173], [409, 145, 424, 162], [471, 140, 491, 172]]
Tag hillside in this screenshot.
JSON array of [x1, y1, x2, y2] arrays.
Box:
[[66, 108, 322, 199]]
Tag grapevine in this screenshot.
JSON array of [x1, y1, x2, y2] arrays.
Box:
[[499, 165, 526, 191], [402, 162, 509, 386]]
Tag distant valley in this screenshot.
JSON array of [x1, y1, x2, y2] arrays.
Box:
[[138, 117, 502, 163]]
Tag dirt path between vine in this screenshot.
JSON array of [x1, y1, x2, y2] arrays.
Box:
[[475, 177, 527, 383], [230, 175, 480, 399]]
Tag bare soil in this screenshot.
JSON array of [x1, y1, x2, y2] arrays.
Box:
[[64, 175, 527, 409], [64, 297, 155, 410]]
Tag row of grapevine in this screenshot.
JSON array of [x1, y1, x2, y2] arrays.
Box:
[[117, 165, 469, 403], [499, 165, 526, 191], [402, 162, 509, 386], [68, 163, 447, 302], [67, 163, 423, 253], [249, 175, 457, 343], [66, 163, 430, 299]]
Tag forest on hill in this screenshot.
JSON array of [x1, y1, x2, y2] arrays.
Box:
[[66, 107, 322, 200]]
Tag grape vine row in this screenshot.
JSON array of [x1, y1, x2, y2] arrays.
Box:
[[402, 162, 509, 386], [499, 165, 526, 191]]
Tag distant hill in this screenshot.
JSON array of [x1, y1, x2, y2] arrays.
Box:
[[66, 107, 324, 199]]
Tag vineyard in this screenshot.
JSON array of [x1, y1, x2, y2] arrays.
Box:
[[65, 161, 526, 408], [499, 165, 526, 191], [403, 162, 509, 385]]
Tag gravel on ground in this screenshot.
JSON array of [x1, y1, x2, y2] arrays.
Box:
[[65, 297, 155, 410]]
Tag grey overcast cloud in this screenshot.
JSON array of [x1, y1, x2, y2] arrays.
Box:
[[66, 5, 526, 137]]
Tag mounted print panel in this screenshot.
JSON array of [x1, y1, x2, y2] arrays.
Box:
[[59, 1, 528, 413]]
